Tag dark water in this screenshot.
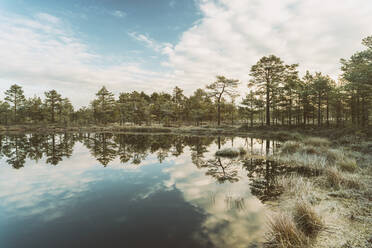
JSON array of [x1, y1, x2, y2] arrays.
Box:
[[0, 133, 283, 248]]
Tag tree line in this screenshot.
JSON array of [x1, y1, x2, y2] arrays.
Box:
[[1, 36, 370, 128]]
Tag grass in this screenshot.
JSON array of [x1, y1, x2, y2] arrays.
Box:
[[265, 214, 308, 248], [302, 137, 331, 147], [324, 167, 361, 190], [280, 141, 301, 154], [337, 158, 358, 172], [215, 147, 246, 157], [293, 201, 324, 238]]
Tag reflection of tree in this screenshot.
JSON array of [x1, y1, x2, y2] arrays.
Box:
[[2, 135, 28, 169], [43, 133, 75, 165], [225, 195, 246, 211], [202, 157, 240, 184], [28, 134, 47, 161], [189, 136, 214, 168], [0, 133, 221, 169], [243, 158, 284, 202], [90, 133, 117, 166]]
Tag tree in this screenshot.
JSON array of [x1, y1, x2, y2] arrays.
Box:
[[26, 96, 44, 123], [206, 76, 239, 126], [93, 86, 116, 124], [311, 72, 331, 127], [44, 90, 62, 123], [250, 55, 296, 126], [241, 91, 259, 127], [341, 36, 372, 127], [5, 84, 26, 123], [0, 101, 11, 125]]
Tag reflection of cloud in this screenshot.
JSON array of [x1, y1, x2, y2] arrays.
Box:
[[163, 145, 267, 247], [0, 143, 161, 222]]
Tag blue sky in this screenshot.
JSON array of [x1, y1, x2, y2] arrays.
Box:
[[0, 0, 371, 107]]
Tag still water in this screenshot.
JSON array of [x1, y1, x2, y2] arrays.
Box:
[[0, 133, 283, 248]]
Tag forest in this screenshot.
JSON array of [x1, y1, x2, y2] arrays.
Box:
[[1, 36, 371, 129]]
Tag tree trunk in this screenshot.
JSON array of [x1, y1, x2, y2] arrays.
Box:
[[317, 93, 321, 127], [266, 88, 270, 126], [217, 102, 221, 126]]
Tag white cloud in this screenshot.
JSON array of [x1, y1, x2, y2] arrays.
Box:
[[129, 0, 372, 96], [169, 0, 176, 8], [0, 12, 173, 107], [36, 12, 60, 24], [1, 0, 371, 106], [112, 10, 126, 18], [128, 32, 174, 55]]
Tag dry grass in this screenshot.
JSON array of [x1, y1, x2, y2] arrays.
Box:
[[324, 167, 362, 190], [277, 175, 315, 199], [302, 137, 331, 147], [280, 141, 301, 154], [337, 158, 358, 172], [293, 201, 324, 238], [215, 147, 246, 157], [265, 214, 308, 248], [325, 167, 344, 189]]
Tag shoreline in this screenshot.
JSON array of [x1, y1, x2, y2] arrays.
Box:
[[1, 124, 371, 140]]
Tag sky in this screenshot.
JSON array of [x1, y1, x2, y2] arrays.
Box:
[[0, 0, 371, 107]]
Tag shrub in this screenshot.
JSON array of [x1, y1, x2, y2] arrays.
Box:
[[293, 201, 324, 238], [265, 214, 307, 248]]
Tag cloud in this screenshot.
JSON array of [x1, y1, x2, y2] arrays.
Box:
[[128, 32, 174, 55], [1, 0, 371, 107], [169, 0, 176, 8], [112, 10, 126, 18], [0, 12, 173, 107], [35, 12, 60, 24], [161, 0, 372, 95]]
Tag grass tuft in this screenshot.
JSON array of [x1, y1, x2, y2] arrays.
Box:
[[215, 147, 246, 157], [302, 137, 331, 147], [265, 214, 308, 248], [325, 167, 343, 189], [324, 167, 361, 190], [293, 201, 324, 238], [337, 158, 358, 172], [280, 141, 301, 154]]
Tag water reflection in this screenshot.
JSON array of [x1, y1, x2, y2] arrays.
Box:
[[0, 133, 288, 248], [0, 133, 281, 170]]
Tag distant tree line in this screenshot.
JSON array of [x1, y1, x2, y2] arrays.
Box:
[[0, 36, 370, 128]]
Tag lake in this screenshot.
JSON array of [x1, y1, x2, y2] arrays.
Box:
[[0, 133, 284, 248]]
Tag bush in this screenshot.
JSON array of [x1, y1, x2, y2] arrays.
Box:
[[293, 201, 324, 238]]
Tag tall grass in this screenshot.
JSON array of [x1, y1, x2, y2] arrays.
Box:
[[265, 214, 308, 248], [293, 201, 324, 238]]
